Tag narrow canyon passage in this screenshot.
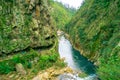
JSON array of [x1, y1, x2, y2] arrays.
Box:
[[58, 35, 98, 80]]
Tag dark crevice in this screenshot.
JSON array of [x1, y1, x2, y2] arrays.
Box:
[[45, 35, 55, 40], [0, 43, 54, 57]]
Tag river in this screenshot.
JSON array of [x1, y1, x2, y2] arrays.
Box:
[[58, 35, 98, 80]]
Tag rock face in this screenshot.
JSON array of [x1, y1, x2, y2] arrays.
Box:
[[0, 0, 56, 54], [66, 0, 120, 62]]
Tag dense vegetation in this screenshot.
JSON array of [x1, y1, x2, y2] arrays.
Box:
[[49, 0, 76, 29], [1, 0, 120, 80], [0, 49, 65, 74], [65, 0, 120, 80], [0, 0, 65, 79], [0, 0, 74, 80], [0, 0, 55, 54], [0, 0, 74, 78]]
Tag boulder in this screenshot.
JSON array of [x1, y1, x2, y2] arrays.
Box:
[[15, 63, 27, 75]]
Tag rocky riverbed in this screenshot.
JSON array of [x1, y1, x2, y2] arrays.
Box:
[[32, 66, 82, 80]]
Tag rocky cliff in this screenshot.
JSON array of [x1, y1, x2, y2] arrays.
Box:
[[66, 0, 120, 62], [65, 0, 120, 79], [0, 0, 56, 54]]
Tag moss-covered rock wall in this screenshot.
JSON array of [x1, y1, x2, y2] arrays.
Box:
[[0, 0, 56, 54], [66, 0, 120, 62], [65, 0, 120, 79], [66, 0, 120, 80]]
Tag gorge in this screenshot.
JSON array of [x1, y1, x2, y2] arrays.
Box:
[[0, 0, 120, 80]]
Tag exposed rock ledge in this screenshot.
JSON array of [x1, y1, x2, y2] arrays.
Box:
[[32, 67, 82, 80]]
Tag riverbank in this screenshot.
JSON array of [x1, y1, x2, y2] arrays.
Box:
[[57, 33, 99, 80], [0, 31, 98, 80], [58, 30, 100, 66]]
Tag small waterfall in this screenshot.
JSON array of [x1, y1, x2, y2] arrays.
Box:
[[59, 36, 78, 70]]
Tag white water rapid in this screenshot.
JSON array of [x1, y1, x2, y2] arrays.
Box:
[[58, 35, 98, 80]]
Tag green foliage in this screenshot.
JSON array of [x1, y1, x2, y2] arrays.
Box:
[[0, 0, 56, 54], [0, 49, 65, 74], [66, 0, 120, 59], [65, 0, 120, 79], [0, 0, 32, 54], [97, 46, 120, 80], [50, 0, 76, 29], [38, 54, 57, 70], [0, 50, 38, 74]]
